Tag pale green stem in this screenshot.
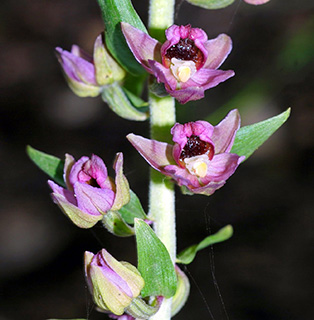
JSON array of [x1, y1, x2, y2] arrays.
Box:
[[148, 1, 176, 319], [148, 0, 175, 41], [148, 94, 176, 320]]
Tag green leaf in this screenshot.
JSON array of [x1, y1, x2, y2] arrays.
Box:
[[176, 225, 233, 265], [102, 211, 134, 237], [231, 108, 291, 160], [97, 0, 147, 75], [101, 82, 148, 121], [27, 145, 65, 187], [186, 0, 235, 10], [118, 190, 148, 224], [122, 87, 148, 109], [123, 73, 147, 97], [135, 219, 177, 298]]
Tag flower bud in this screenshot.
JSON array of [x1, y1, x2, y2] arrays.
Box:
[[48, 153, 130, 228], [84, 249, 145, 315], [56, 33, 125, 97]]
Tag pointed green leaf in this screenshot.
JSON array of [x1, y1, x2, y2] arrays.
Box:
[[101, 82, 148, 121], [186, 0, 235, 10], [102, 211, 134, 237], [176, 225, 233, 265], [231, 108, 291, 160], [27, 145, 65, 187], [97, 0, 147, 75], [135, 219, 177, 298], [123, 73, 147, 98], [118, 190, 148, 224], [122, 87, 148, 109]]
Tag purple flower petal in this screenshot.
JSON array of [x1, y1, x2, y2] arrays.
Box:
[[127, 133, 174, 171], [109, 314, 134, 320], [55, 47, 97, 85], [167, 86, 205, 104], [148, 60, 177, 91], [187, 68, 235, 90], [48, 180, 77, 205], [211, 109, 241, 153], [68, 156, 90, 186], [189, 180, 226, 196], [201, 153, 242, 183], [71, 44, 93, 63], [111, 153, 130, 211], [82, 154, 111, 189], [121, 22, 162, 72], [74, 182, 115, 215], [163, 164, 201, 188], [203, 34, 233, 69], [244, 0, 270, 4], [49, 181, 103, 228]]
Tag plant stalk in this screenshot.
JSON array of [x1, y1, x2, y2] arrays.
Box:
[[148, 1, 176, 319]]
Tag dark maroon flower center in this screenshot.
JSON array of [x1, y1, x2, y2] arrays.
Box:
[[179, 135, 214, 164], [81, 162, 101, 188], [88, 177, 99, 188], [164, 38, 204, 69]]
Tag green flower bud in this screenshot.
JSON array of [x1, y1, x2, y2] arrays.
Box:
[[84, 249, 145, 315]]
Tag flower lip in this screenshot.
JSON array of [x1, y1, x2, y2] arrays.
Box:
[[161, 25, 208, 70], [179, 135, 214, 167], [164, 38, 204, 69]]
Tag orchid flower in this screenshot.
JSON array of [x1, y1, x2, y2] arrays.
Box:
[[122, 23, 234, 104], [48, 153, 130, 228], [56, 33, 125, 97], [84, 249, 145, 315], [127, 110, 245, 195]]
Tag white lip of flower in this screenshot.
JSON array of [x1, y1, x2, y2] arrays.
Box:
[[184, 154, 210, 178], [170, 58, 197, 83]]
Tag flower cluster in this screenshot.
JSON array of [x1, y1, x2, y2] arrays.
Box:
[[48, 153, 129, 228], [122, 23, 234, 103], [128, 109, 244, 195]]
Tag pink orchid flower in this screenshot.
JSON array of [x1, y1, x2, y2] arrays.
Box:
[[56, 34, 125, 97], [122, 23, 234, 104], [84, 249, 144, 315], [127, 110, 245, 196], [48, 153, 130, 228]]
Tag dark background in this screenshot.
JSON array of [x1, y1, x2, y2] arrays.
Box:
[[1, 0, 313, 319]]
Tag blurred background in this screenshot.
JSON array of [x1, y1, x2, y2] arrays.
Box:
[[1, 0, 313, 319]]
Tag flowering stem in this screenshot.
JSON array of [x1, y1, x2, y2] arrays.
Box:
[[148, 1, 176, 319], [148, 95, 176, 320], [148, 0, 175, 42]]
